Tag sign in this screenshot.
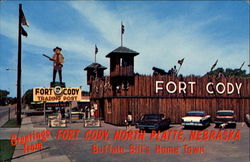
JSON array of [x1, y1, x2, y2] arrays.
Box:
[[46, 102, 70, 107], [155, 81, 242, 95], [33, 87, 81, 101], [83, 119, 101, 127]]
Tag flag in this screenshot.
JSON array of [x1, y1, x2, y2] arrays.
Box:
[[95, 45, 98, 55], [20, 8, 29, 27], [121, 22, 125, 34], [210, 59, 218, 71], [21, 26, 28, 37], [239, 61, 245, 70], [178, 58, 184, 66]]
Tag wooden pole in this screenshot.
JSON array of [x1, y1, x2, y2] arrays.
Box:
[[70, 102, 72, 123], [44, 101, 46, 124], [16, 4, 22, 125]]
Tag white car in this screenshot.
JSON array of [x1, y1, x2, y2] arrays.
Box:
[[182, 111, 211, 128]]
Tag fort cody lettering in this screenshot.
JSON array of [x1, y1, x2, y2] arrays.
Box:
[[155, 81, 242, 95], [33, 87, 81, 101]]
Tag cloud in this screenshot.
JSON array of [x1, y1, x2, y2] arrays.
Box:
[[0, 17, 93, 59], [69, 1, 249, 76], [70, 2, 121, 46]]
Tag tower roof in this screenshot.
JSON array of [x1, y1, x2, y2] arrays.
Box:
[[84, 62, 107, 71], [106, 46, 139, 58]]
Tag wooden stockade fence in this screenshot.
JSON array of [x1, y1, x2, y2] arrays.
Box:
[[90, 75, 250, 125]]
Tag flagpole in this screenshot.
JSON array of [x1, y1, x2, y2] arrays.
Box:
[[210, 60, 218, 73], [176, 58, 184, 76], [94, 49, 96, 63], [176, 65, 182, 76], [121, 22, 123, 47], [248, 44, 250, 73], [239, 61, 245, 70], [94, 44, 98, 63], [16, 4, 22, 125]]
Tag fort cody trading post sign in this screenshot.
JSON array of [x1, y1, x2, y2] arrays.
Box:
[[33, 86, 81, 102]]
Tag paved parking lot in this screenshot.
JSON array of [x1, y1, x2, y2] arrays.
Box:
[[29, 116, 249, 162]]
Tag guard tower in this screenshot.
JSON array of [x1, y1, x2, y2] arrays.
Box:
[[106, 46, 139, 87], [84, 63, 107, 85]]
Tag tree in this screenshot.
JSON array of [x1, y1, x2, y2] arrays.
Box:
[[82, 91, 90, 96], [0, 89, 10, 106], [23, 89, 33, 105], [207, 67, 250, 77]]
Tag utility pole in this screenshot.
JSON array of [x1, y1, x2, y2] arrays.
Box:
[[16, 4, 22, 125]]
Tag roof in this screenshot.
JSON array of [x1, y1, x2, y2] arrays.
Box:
[[187, 111, 205, 114], [106, 46, 139, 57], [78, 96, 90, 102], [31, 101, 69, 104], [217, 110, 234, 113], [143, 114, 164, 116], [84, 62, 107, 70]]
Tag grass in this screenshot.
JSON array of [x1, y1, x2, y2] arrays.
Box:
[[0, 140, 15, 162], [0, 119, 20, 161], [1, 119, 20, 128]]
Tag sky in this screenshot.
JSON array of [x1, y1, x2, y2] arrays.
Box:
[[0, 1, 249, 97]]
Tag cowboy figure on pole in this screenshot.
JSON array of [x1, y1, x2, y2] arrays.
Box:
[[50, 47, 64, 83]]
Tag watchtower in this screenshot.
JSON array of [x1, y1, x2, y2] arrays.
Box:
[[105, 46, 139, 92], [84, 63, 107, 85], [106, 46, 139, 78]]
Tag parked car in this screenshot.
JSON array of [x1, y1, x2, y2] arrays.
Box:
[[136, 114, 171, 131], [181, 111, 211, 128], [65, 107, 84, 119], [214, 110, 236, 128], [245, 114, 250, 127]]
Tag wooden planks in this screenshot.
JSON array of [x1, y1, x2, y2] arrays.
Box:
[[89, 75, 250, 125]]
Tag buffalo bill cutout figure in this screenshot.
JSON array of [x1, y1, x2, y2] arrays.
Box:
[[50, 47, 64, 83]]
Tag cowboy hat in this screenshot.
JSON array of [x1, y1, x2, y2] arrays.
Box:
[[53, 46, 62, 51]]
